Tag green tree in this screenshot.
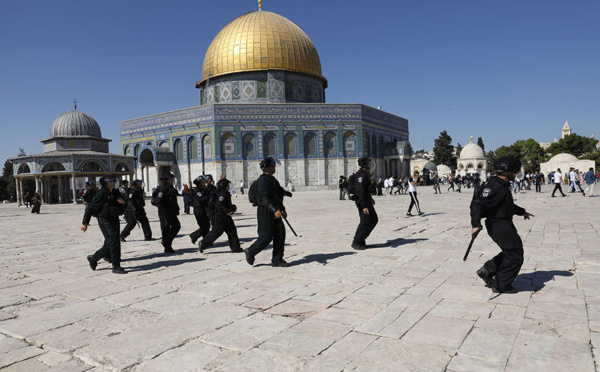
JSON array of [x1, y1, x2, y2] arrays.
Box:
[[477, 137, 485, 153], [432, 131, 455, 169], [546, 133, 597, 157], [456, 143, 463, 158], [486, 150, 497, 173], [495, 138, 545, 172], [0, 160, 16, 201], [580, 151, 600, 168]]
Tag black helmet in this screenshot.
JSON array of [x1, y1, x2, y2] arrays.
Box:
[[160, 173, 176, 181], [86, 180, 95, 187], [132, 179, 144, 188], [358, 157, 371, 167], [204, 174, 213, 181], [121, 180, 129, 186], [99, 175, 118, 186], [217, 178, 230, 190], [193, 176, 206, 186], [494, 156, 521, 173], [260, 157, 277, 169]]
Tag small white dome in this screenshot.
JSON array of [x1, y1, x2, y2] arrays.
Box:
[[50, 110, 102, 138], [460, 136, 485, 159], [548, 153, 578, 163]]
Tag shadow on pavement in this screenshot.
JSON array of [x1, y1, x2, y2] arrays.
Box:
[[385, 238, 428, 248], [124, 247, 199, 262], [125, 257, 205, 272], [514, 270, 574, 292], [290, 252, 356, 266]]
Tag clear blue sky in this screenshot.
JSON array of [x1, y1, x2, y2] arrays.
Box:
[[2, 0, 599, 166]]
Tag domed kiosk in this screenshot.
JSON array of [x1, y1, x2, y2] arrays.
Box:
[[120, 4, 411, 191], [540, 153, 594, 177], [10, 102, 135, 205], [458, 136, 487, 181]]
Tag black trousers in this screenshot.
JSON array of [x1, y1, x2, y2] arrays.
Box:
[[353, 204, 378, 245], [93, 218, 121, 268], [31, 202, 41, 214], [158, 210, 180, 249], [448, 183, 454, 191], [535, 183, 541, 193], [190, 207, 210, 243], [483, 219, 524, 291], [200, 212, 240, 251], [247, 207, 285, 263], [552, 183, 565, 196], [408, 191, 422, 213], [121, 209, 152, 239]]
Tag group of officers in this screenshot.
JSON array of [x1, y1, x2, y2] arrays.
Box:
[[80, 153, 532, 294], [80, 157, 290, 274]]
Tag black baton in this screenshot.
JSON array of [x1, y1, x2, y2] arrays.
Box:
[[282, 216, 298, 237], [463, 228, 481, 261]]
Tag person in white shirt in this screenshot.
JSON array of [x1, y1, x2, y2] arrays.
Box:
[[240, 180, 244, 195], [406, 171, 424, 216], [551, 168, 566, 197], [383, 177, 390, 195]]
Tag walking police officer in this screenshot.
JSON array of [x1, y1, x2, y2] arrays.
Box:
[[189, 176, 211, 244], [245, 157, 291, 267], [81, 175, 127, 274], [120, 180, 153, 242], [470, 156, 534, 293], [152, 173, 180, 253], [352, 157, 378, 250], [198, 178, 241, 253], [82, 181, 96, 206]]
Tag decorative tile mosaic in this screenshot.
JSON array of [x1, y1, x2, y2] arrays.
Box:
[[242, 81, 256, 100], [220, 84, 231, 102], [257, 81, 267, 98], [232, 83, 240, 100]]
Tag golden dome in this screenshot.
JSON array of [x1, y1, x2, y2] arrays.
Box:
[[197, 10, 326, 87]]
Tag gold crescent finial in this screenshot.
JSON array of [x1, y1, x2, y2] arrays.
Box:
[[258, 0, 262, 11]]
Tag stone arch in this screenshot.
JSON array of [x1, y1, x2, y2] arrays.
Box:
[[188, 137, 198, 161], [115, 163, 131, 172], [173, 139, 183, 162], [304, 132, 317, 157], [243, 133, 256, 159], [284, 132, 297, 158], [80, 160, 103, 172], [41, 162, 66, 173], [221, 132, 236, 160], [134, 144, 141, 157], [17, 163, 31, 174], [123, 145, 130, 156], [140, 149, 154, 166], [263, 132, 277, 158], [202, 134, 211, 160], [344, 131, 356, 157], [159, 141, 169, 148], [324, 131, 336, 157]]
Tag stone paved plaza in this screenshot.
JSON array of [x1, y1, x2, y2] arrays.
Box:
[[0, 186, 599, 371]]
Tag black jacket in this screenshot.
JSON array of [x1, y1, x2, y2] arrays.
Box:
[[256, 173, 286, 215], [214, 189, 237, 215], [470, 176, 526, 228], [153, 184, 180, 215], [82, 188, 124, 224], [355, 168, 373, 209], [126, 188, 146, 214]]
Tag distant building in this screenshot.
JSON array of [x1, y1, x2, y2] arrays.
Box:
[[457, 136, 487, 181], [538, 120, 599, 150]]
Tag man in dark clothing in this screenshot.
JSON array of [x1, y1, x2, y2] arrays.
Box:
[[339, 175, 348, 200], [203, 175, 217, 228], [82, 181, 96, 206], [198, 178, 241, 253], [153, 173, 180, 253], [81, 175, 127, 274], [352, 157, 378, 250], [245, 157, 291, 267], [470, 156, 534, 294], [189, 176, 211, 244], [533, 171, 543, 193], [120, 180, 153, 242], [31, 191, 42, 214]]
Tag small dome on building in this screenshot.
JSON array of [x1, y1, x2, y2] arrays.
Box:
[[460, 136, 485, 159], [437, 164, 452, 175], [423, 161, 438, 172], [50, 109, 102, 138], [548, 153, 578, 163]]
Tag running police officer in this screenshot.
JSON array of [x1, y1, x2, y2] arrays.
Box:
[[189, 176, 211, 245], [245, 157, 291, 267], [352, 157, 378, 250], [470, 156, 534, 294], [152, 173, 180, 253], [81, 175, 127, 274], [204, 175, 217, 229], [120, 180, 153, 242], [198, 178, 241, 253]]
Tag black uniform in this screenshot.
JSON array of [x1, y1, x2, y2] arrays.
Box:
[[470, 176, 526, 292], [83, 188, 125, 269], [246, 173, 287, 264], [153, 184, 181, 252], [353, 168, 378, 247], [121, 188, 153, 240], [199, 189, 240, 252], [82, 187, 96, 205], [31, 193, 42, 214], [189, 186, 211, 244], [204, 184, 217, 226]]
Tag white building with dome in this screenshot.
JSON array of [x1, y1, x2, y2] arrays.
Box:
[[540, 153, 594, 176], [457, 136, 487, 181], [10, 103, 135, 206]]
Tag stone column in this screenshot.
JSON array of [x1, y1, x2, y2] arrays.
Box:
[[71, 173, 77, 204], [16, 178, 22, 207], [40, 178, 46, 204], [35, 176, 40, 194], [58, 176, 63, 203]]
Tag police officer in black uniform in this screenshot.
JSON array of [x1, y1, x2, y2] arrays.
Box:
[[352, 156, 378, 250], [189, 176, 211, 244], [153, 173, 180, 253], [82, 181, 96, 206], [470, 156, 534, 293], [119, 180, 130, 224], [245, 157, 291, 267], [81, 175, 127, 274], [203, 175, 217, 229], [198, 178, 241, 253], [120, 179, 153, 242]]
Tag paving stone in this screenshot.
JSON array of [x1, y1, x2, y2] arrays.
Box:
[[456, 318, 520, 364], [77, 307, 162, 336], [446, 355, 506, 371], [0, 357, 49, 372], [28, 324, 108, 353], [37, 350, 72, 366], [132, 341, 236, 372], [213, 349, 304, 372], [429, 299, 495, 320], [97, 283, 175, 306], [264, 298, 332, 316], [260, 330, 334, 357], [401, 314, 474, 351], [0, 345, 45, 369], [130, 290, 212, 315]]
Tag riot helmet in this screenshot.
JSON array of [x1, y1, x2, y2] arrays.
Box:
[[217, 178, 230, 190], [85, 180, 95, 187], [99, 175, 119, 187], [193, 175, 206, 187], [494, 156, 521, 173], [131, 179, 144, 189], [260, 157, 277, 170]]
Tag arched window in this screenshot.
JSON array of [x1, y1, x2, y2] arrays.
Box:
[[324, 132, 336, 157], [202, 134, 211, 160], [123, 145, 130, 156], [115, 163, 131, 172], [344, 131, 356, 157], [17, 163, 31, 174], [304, 132, 317, 157], [134, 144, 141, 156], [284, 132, 297, 158], [42, 162, 66, 172], [174, 139, 183, 162], [243, 133, 256, 159], [362, 131, 369, 155], [263, 132, 276, 158], [221, 133, 236, 160], [80, 161, 103, 172], [159, 141, 169, 148], [188, 137, 198, 161]]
